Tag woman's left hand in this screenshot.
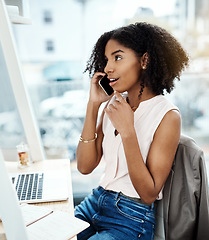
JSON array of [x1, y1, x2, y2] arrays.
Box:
[[104, 91, 135, 137]]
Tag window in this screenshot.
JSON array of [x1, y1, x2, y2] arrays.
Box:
[[43, 10, 53, 24], [0, 43, 25, 158], [45, 40, 54, 52], [0, 1, 44, 162]]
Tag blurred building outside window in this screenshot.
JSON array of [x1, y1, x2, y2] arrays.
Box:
[[43, 10, 53, 24], [45, 40, 55, 52]]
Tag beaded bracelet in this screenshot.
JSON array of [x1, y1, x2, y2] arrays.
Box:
[[79, 133, 97, 143]]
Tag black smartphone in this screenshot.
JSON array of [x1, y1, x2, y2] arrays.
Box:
[[99, 75, 114, 96]]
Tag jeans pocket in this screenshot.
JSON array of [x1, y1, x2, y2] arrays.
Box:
[[115, 198, 146, 223], [115, 198, 146, 238]]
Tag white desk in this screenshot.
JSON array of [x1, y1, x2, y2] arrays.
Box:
[[0, 159, 77, 240]]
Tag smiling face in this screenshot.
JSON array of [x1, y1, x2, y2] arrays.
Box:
[[104, 39, 143, 95]]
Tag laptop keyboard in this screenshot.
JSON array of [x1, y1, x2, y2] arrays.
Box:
[[12, 173, 44, 201]]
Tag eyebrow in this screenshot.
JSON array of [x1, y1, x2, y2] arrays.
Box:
[[111, 49, 124, 55], [104, 49, 124, 59]]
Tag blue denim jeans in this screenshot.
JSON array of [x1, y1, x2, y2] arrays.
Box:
[[75, 186, 156, 240]]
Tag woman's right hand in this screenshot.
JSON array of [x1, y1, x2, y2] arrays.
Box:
[[89, 72, 113, 105]]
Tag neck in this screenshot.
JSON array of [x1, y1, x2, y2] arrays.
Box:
[[127, 87, 157, 109]]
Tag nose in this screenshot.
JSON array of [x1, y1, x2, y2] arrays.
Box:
[[104, 60, 114, 74]]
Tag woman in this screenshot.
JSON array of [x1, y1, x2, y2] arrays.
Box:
[[75, 22, 189, 240]]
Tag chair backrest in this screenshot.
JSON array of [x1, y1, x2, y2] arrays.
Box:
[[154, 199, 165, 240], [156, 135, 209, 240]]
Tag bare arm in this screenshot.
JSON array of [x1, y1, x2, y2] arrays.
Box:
[[76, 72, 112, 174], [121, 109, 180, 204], [105, 91, 181, 204], [76, 101, 104, 174]]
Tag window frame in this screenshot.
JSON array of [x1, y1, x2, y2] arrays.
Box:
[[0, 0, 45, 161]]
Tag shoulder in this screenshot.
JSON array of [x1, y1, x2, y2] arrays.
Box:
[[140, 95, 180, 132], [141, 95, 179, 114], [154, 109, 181, 142], [150, 96, 181, 140], [163, 109, 181, 127], [156, 95, 178, 109], [159, 108, 181, 130], [153, 95, 180, 124]]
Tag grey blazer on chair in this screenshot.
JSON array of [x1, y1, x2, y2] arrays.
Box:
[[155, 135, 209, 240]]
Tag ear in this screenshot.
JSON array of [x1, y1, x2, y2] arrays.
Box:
[[141, 52, 149, 69]]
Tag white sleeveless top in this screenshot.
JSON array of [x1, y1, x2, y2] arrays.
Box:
[[99, 94, 179, 200]]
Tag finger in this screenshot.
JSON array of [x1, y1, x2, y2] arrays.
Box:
[[92, 72, 106, 83], [104, 105, 112, 115], [114, 91, 125, 103], [113, 99, 121, 108], [108, 103, 117, 111]]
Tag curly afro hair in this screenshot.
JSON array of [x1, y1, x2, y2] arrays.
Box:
[[85, 22, 189, 95]]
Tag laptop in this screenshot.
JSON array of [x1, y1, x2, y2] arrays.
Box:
[[9, 170, 69, 203], [0, 151, 89, 240]]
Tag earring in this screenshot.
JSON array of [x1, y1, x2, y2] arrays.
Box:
[[142, 66, 146, 69]]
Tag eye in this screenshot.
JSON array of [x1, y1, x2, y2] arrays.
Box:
[[115, 55, 122, 61]]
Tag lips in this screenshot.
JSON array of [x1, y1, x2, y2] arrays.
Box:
[[109, 78, 119, 86], [109, 78, 118, 82]]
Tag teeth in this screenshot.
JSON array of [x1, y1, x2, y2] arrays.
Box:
[[109, 78, 117, 82]]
